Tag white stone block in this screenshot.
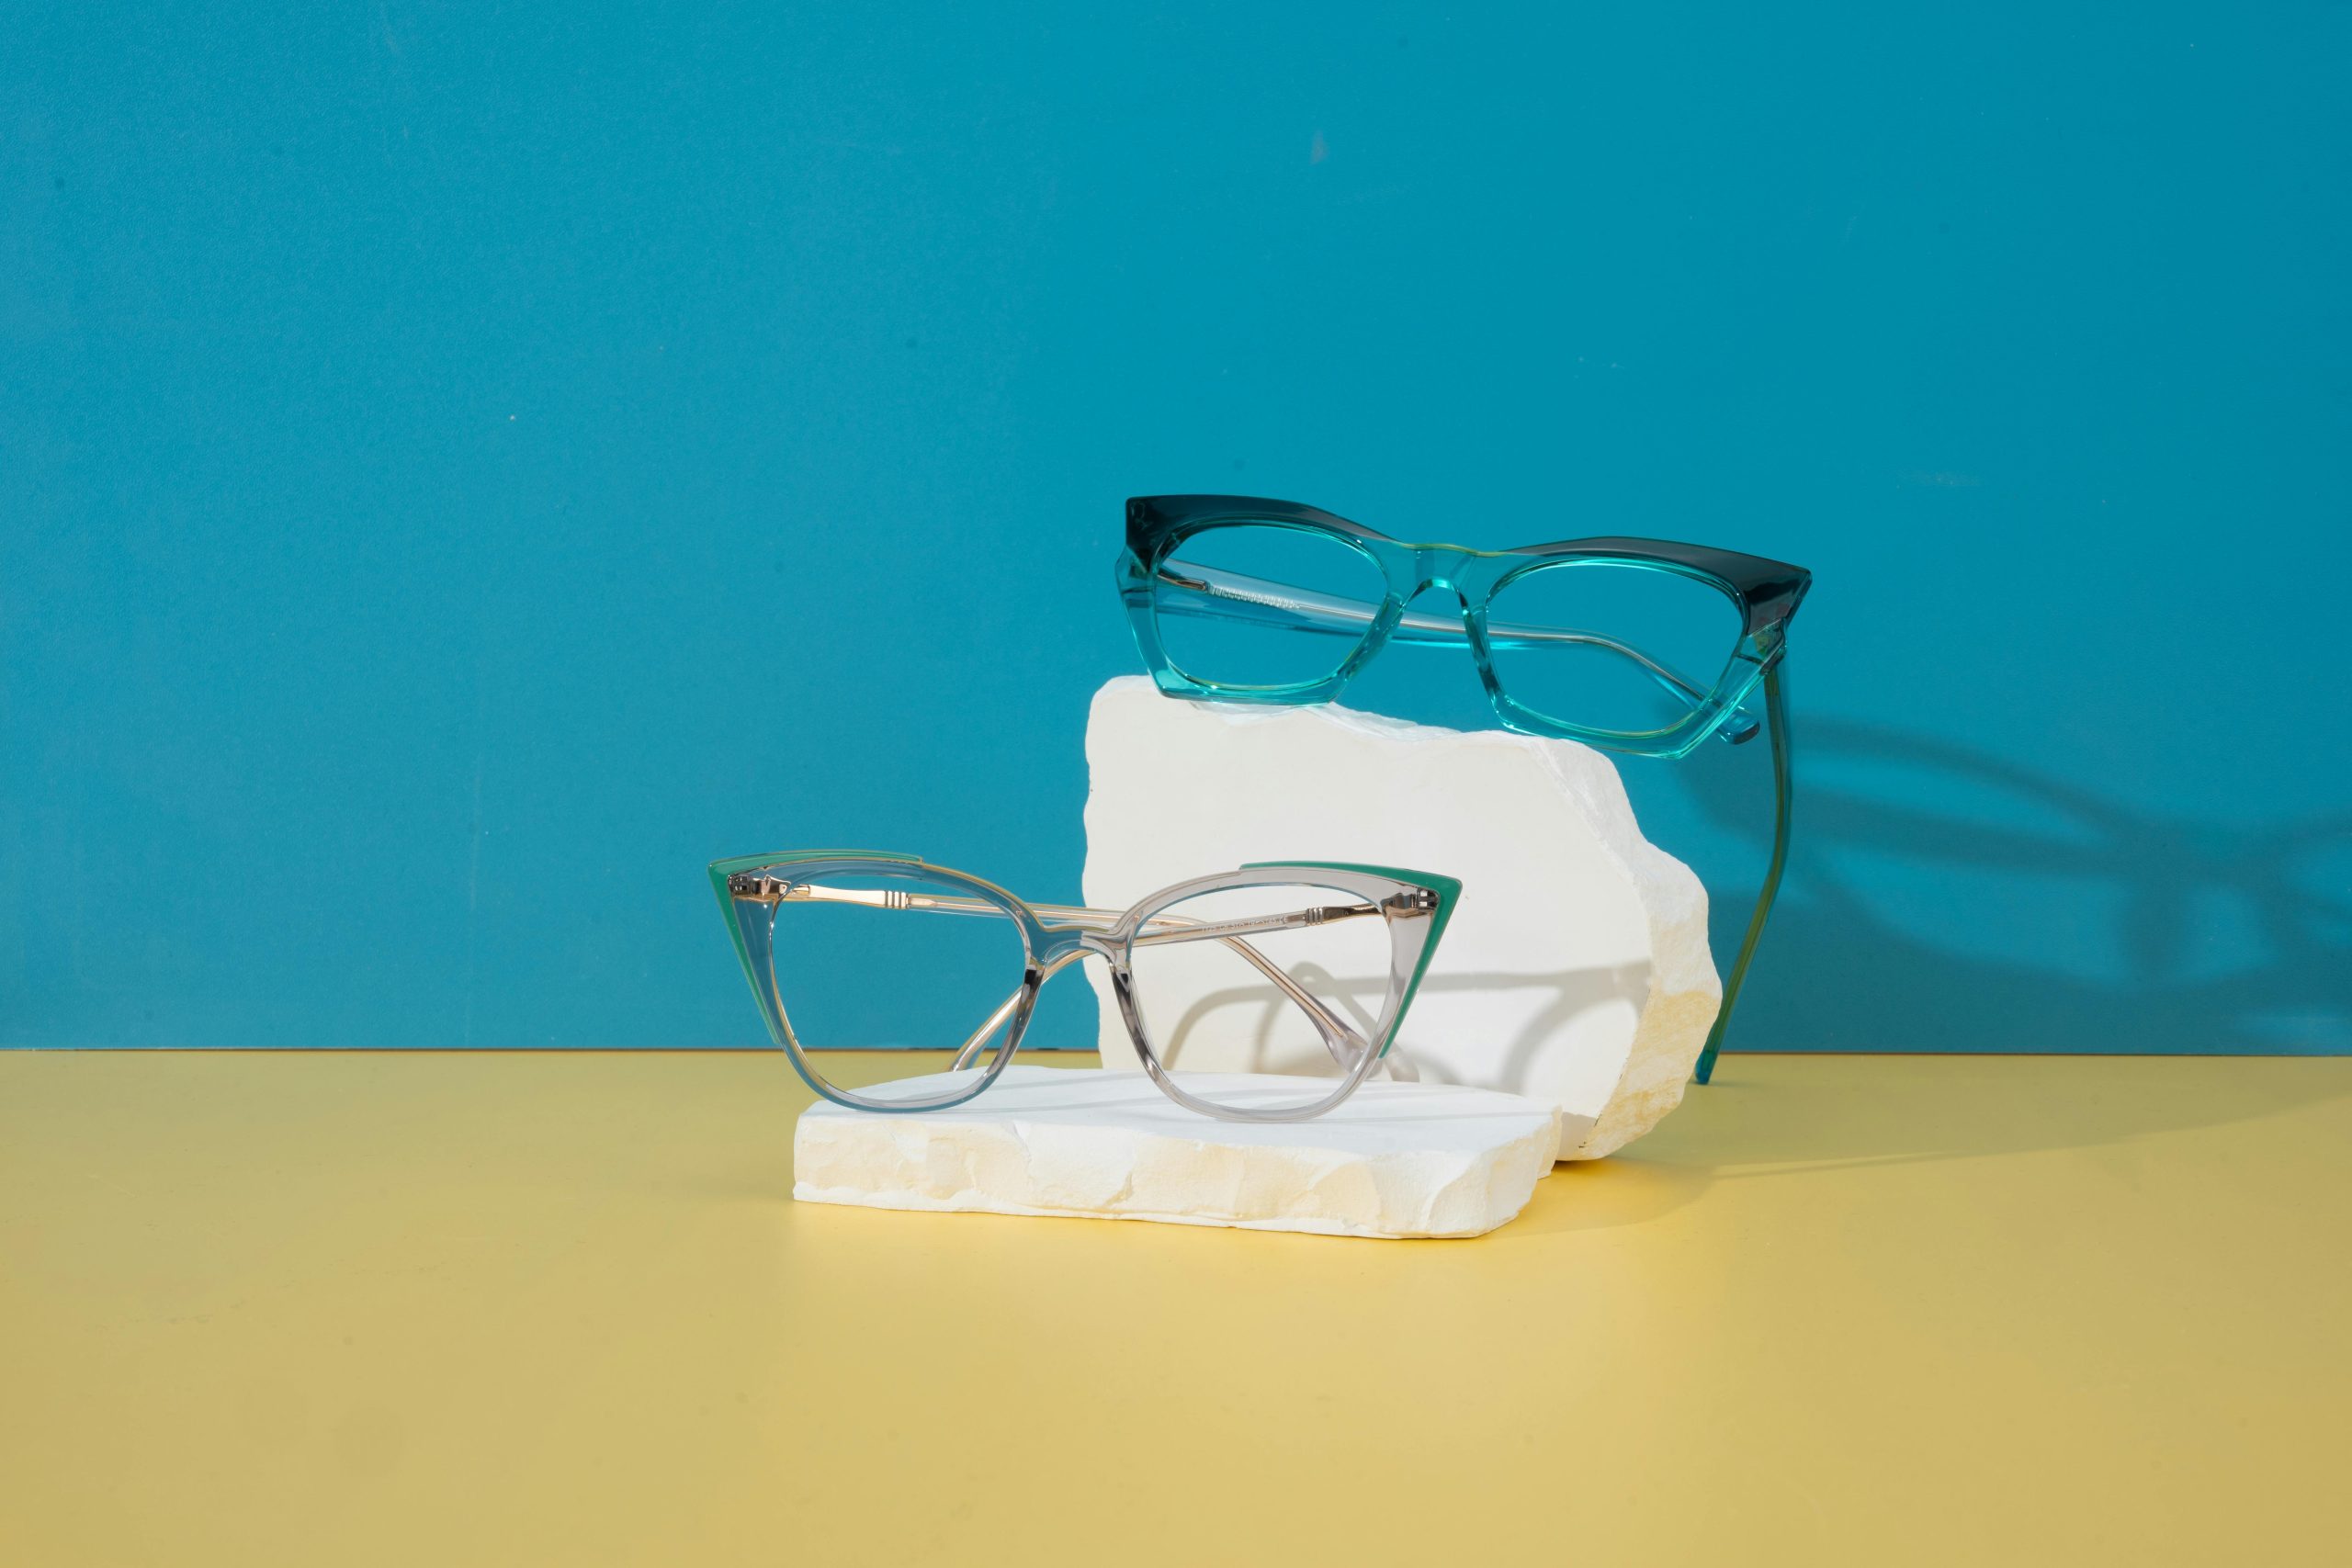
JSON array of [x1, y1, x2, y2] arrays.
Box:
[[793, 1066, 1561, 1239], [1080, 677, 1720, 1160]]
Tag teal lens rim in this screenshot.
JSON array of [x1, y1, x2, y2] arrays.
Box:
[[1144, 519, 1390, 696], [1117, 493, 1808, 759]]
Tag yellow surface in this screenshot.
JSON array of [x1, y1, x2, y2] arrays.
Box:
[[3, 1052, 2345, 1567]]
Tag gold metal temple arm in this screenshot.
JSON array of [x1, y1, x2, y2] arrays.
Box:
[[737, 881, 1380, 946]]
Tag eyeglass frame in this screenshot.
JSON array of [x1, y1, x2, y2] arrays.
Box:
[[711, 849, 1461, 1123], [1115, 494, 1813, 1084]]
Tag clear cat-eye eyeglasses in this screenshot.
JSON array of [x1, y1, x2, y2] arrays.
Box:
[[712, 850, 1459, 1122]]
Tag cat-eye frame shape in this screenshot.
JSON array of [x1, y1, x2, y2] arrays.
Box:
[[1116, 495, 1812, 1083], [712, 851, 1459, 1123]]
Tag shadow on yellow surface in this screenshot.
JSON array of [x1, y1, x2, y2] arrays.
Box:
[[2, 1049, 2344, 1568], [1496, 1051, 2346, 1240]]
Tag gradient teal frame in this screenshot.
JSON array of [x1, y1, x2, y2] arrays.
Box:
[[1116, 494, 1813, 1083]]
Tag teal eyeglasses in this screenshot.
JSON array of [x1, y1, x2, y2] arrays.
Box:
[[1115, 494, 1814, 1083]]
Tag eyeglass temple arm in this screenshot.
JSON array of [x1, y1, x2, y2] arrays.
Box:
[[773, 886, 1376, 947], [1693, 660, 1792, 1085], [1154, 565, 1760, 744]]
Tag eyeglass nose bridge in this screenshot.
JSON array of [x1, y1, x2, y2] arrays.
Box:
[[1394, 540, 1479, 600], [942, 932, 1119, 1072], [1385, 570, 1486, 655], [1403, 574, 1476, 612], [1029, 927, 1123, 976]]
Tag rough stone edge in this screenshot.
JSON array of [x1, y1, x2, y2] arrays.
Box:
[[793, 1107, 1562, 1240], [1520, 731, 1721, 1158]]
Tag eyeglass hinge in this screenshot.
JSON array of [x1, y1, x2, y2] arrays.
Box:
[[728, 873, 787, 904], [1386, 888, 1441, 916]]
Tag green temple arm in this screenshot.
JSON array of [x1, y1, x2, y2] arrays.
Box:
[[1693, 660, 1792, 1084]]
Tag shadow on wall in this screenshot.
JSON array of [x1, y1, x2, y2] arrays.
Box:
[[1684, 718, 2352, 1055]]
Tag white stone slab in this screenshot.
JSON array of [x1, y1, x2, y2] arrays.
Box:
[[1080, 677, 1720, 1160], [793, 1066, 1561, 1239]]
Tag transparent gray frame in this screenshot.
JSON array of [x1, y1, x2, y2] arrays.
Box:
[[710, 850, 1462, 1123]]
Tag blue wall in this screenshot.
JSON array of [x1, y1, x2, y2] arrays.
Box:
[[6, 4, 2346, 1051]]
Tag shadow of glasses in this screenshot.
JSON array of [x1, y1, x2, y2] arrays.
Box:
[[1664, 716, 2352, 1057]]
